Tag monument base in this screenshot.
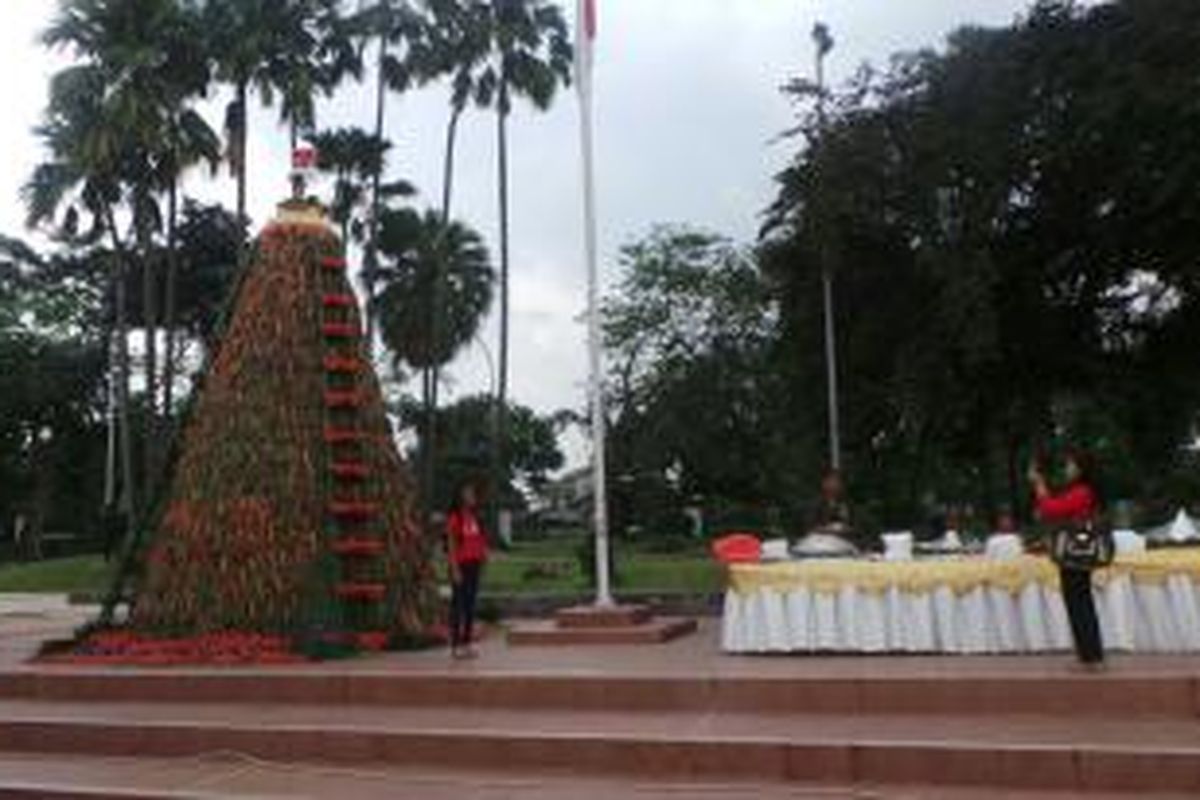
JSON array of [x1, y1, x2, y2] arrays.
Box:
[[507, 603, 697, 646]]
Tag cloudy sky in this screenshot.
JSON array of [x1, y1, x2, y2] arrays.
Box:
[[0, 0, 1036, 467]]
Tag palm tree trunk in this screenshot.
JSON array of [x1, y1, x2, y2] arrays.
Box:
[[163, 176, 180, 422], [492, 84, 511, 518], [440, 109, 462, 226], [364, 29, 389, 352], [140, 191, 159, 491], [103, 327, 117, 509], [236, 80, 249, 224], [426, 107, 463, 524], [104, 209, 137, 544], [420, 364, 433, 511]]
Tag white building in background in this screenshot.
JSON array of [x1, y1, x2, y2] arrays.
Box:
[[532, 467, 592, 531]]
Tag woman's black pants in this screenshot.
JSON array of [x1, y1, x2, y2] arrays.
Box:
[[1060, 566, 1104, 663], [450, 561, 482, 648]]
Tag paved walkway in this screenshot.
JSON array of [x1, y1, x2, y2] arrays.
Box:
[[4, 595, 1200, 680], [0, 754, 1194, 800], [0, 594, 91, 668], [1, 597, 1198, 798]]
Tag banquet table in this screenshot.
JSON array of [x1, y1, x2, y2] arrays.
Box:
[[721, 550, 1200, 654]]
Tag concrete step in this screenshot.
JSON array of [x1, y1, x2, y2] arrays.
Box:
[[0, 701, 1196, 792], [554, 604, 653, 628], [2, 754, 1195, 800], [2, 667, 1196, 719], [507, 616, 698, 645]]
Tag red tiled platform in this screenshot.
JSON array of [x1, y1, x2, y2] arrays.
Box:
[[507, 603, 698, 645], [1, 618, 1199, 796], [507, 616, 697, 645], [555, 603, 653, 628], [3, 755, 1193, 800]]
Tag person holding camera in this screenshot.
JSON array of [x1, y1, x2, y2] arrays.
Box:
[[1029, 449, 1108, 669]]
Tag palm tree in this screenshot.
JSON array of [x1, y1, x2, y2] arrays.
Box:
[[144, 1, 220, 478], [476, 0, 572, 516], [374, 207, 495, 384], [157, 99, 222, 426], [205, 0, 360, 225], [281, 0, 364, 149], [311, 127, 395, 248], [419, 0, 492, 224], [413, 1, 491, 434], [25, 63, 134, 528], [350, 0, 430, 350], [373, 206, 495, 511], [418, 1, 571, 417], [489, 0, 571, 406], [30, 0, 219, 532], [33, 1, 223, 520]]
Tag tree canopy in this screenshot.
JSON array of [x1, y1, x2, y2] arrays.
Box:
[[761, 0, 1200, 527]]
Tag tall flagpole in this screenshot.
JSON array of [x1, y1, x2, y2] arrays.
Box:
[[813, 22, 841, 472], [578, 0, 612, 607]]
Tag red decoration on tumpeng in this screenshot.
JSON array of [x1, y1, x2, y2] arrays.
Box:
[[335, 583, 387, 602], [330, 461, 370, 480], [322, 322, 358, 339], [331, 538, 387, 558], [322, 293, 356, 309], [329, 501, 380, 520], [323, 355, 362, 374], [324, 390, 362, 409], [99, 207, 440, 664], [323, 427, 367, 445]]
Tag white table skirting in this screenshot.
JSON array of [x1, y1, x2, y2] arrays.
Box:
[[722, 569, 1200, 654]]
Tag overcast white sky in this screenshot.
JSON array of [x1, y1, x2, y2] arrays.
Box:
[[0, 0, 1036, 467]]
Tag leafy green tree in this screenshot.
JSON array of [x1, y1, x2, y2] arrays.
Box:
[[395, 393, 564, 510], [763, 0, 1200, 522], [164, 201, 244, 369], [0, 236, 107, 543], [602, 226, 794, 536]]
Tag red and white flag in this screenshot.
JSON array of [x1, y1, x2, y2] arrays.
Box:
[[576, 0, 597, 96]]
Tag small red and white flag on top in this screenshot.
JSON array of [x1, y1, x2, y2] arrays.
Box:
[[577, 0, 597, 94], [583, 0, 597, 41]]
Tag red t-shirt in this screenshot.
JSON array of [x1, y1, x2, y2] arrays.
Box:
[[447, 509, 488, 565], [1036, 482, 1097, 524]]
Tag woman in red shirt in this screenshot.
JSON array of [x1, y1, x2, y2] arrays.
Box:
[[1029, 449, 1104, 667], [446, 481, 489, 659]]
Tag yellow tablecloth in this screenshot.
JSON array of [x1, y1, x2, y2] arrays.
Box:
[[727, 549, 1200, 597]]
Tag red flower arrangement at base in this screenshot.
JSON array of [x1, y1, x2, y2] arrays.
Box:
[[45, 630, 306, 666]]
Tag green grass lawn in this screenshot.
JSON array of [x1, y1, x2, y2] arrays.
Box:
[[0, 543, 722, 597], [482, 538, 721, 594], [0, 556, 116, 594]]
